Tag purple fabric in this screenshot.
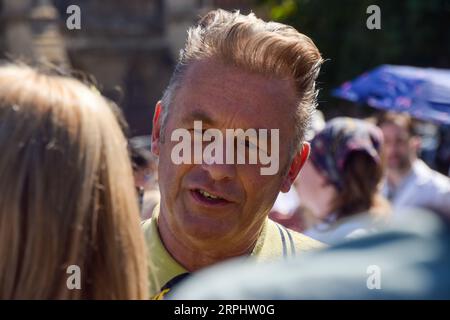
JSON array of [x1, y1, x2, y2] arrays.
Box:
[[332, 65, 450, 125], [309, 117, 384, 191]]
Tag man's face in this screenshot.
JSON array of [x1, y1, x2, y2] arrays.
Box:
[[380, 123, 414, 171], [153, 58, 302, 248]]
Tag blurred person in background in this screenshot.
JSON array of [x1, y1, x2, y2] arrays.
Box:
[[129, 136, 160, 220], [376, 112, 450, 216], [0, 63, 149, 299], [269, 110, 326, 232], [297, 117, 391, 245]]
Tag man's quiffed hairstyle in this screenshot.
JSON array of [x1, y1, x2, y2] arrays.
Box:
[[161, 9, 323, 151]]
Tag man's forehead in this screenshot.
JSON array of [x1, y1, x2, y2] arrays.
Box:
[[183, 58, 297, 97], [381, 122, 409, 134], [175, 58, 298, 124], [380, 123, 411, 141]]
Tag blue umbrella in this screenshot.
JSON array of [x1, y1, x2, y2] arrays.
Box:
[[332, 65, 450, 125]]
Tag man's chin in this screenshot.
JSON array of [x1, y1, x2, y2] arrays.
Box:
[[174, 210, 235, 239], [387, 159, 403, 170], [388, 161, 411, 173]]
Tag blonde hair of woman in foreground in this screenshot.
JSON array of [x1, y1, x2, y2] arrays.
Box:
[[0, 63, 149, 299]]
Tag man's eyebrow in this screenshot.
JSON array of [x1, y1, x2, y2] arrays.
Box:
[[182, 109, 215, 125], [180, 110, 275, 138]]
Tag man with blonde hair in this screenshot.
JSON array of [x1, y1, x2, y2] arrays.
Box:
[[143, 9, 324, 298]]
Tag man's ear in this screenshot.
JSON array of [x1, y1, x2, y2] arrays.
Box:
[[151, 100, 163, 156], [280, 142, 310, 193]]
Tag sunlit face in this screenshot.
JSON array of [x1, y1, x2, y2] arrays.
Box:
[[152, 58, 304, 248], [296, 160, 337, 220], [380, 123, 414, 171]]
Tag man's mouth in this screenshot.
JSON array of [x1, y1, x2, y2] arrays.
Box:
[[198, 189, 221, 200], [190, 188, 231, 206]]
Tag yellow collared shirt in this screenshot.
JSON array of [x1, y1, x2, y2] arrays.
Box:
[[142, 207, 324, 298]]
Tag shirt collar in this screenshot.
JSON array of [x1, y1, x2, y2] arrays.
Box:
[[145, 205, 269, 296]]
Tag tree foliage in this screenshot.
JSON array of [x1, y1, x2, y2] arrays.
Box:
[[259, 0, 450, 113]]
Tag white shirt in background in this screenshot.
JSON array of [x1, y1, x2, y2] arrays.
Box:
[[382, 159, 450, 217], [302, 213, 381, 245]]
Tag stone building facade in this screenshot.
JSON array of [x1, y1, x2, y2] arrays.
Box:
[[0, 0, 254, 135]]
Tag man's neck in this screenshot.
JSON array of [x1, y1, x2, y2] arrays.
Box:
[[387, 163, 413, 189], [157, 209, 261, 272]]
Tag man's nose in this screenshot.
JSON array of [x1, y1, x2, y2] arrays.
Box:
[[200, 162, 237, 181], [199, 139, 238, 181]]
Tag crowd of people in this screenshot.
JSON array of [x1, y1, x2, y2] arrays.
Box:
[[268, 112, 450, 244], [0, 9, 449, 300]]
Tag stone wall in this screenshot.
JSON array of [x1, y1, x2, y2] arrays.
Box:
[[0, 0, 255, 136]]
